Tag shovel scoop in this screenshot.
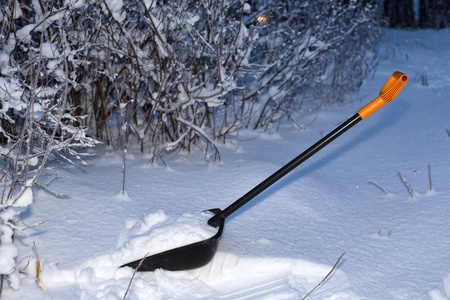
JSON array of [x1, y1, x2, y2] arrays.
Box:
[[121, 71, 408, 272]]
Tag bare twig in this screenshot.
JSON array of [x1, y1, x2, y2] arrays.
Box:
[[20, 220, 48, 232], [0, 274, 3, 298], [397, 170, 415, 198], [35, 182, 69, 198], [368, 180, 389, 195], [302, 252, 346, 299], [26, 23, 71, 188], [428, 164, 432, 192]]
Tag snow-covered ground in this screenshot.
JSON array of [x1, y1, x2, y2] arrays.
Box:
[[3, 29, 450, 299]]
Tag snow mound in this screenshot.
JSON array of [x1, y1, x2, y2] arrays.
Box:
[[116, 209, 219, 263], [36, 252, 357, 300], [17, 210, 357, 299], [429, 274, 450, 300]]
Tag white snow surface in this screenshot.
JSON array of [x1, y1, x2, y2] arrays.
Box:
[[3, 29, 450, 299]]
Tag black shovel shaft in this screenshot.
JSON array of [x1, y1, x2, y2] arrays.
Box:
[[208, 113, 362, 227]]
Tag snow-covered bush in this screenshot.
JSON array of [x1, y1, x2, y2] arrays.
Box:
[[73, 0, 381, 158], [0, 0, 99, 291], [2, 0, 382, 162], [0, 0, 382, 291], [248, 0, 382, 129]]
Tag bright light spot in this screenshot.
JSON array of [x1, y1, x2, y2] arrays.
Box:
[[257, 15, 268, 23]]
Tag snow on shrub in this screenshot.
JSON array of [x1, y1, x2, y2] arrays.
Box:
[[2, 0, 382, 161]]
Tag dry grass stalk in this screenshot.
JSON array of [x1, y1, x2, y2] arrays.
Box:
[[302, 252, 346, 299], [123, 253, 149, 300], [33, 241, 42, 288]]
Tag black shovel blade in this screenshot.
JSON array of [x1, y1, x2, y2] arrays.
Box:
[[120, 209, 225, 271]]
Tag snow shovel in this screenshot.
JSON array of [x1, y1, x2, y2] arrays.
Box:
[[121, 71, 408, 272]]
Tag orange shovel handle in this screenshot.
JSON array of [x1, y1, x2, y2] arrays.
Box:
[[358, 71, 408, 119]]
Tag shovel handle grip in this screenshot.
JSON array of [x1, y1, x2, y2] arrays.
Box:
[[358, 71, 408, 119]]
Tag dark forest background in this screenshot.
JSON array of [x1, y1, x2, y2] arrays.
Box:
[[385, 0, 450, 28]]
